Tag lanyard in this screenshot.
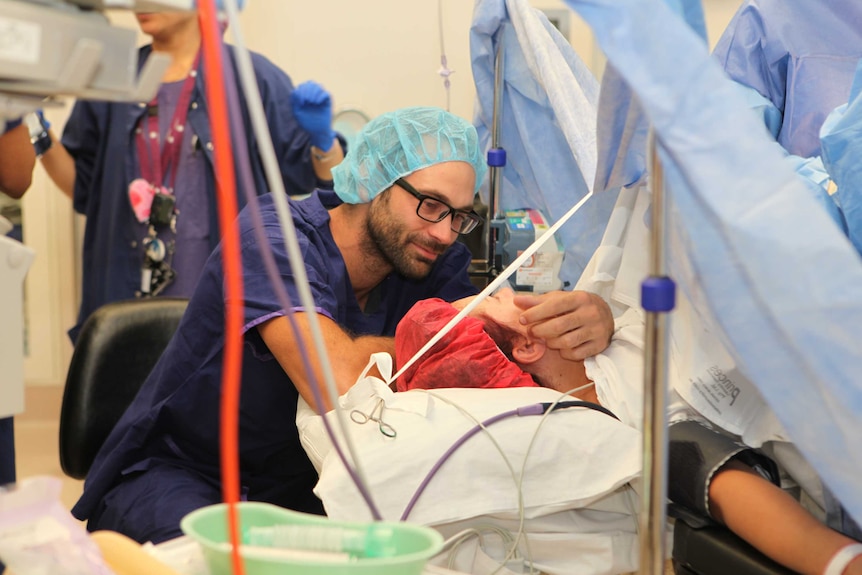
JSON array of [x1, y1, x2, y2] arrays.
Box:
[[135, 53, 200, 192]]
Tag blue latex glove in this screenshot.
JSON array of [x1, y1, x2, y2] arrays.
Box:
[[36, 109, 50, 130], [290, 81, 336, 152]]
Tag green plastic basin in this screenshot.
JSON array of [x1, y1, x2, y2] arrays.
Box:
[[180, 502, 443, 575]]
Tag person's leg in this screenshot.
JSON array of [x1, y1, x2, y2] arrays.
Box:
[[0, 417, 15, 486], [88, 464, 222, 545], [0, 419, 12, 575], [709, 460, 862, 575]]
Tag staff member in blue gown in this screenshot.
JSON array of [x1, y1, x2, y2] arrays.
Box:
[[712, 0, 862, 160], [70, 106, 616, 545], [712, 0, 862, 236], [39, 10, 344, 342]]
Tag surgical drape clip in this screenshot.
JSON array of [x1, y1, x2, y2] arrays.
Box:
[[350, 398, 397, 438]]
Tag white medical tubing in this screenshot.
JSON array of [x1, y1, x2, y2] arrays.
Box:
[[220, 0, 378, 516], [423, 390, 532, 574]]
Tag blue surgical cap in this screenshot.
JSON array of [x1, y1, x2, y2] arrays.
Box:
[[332, 106, 487, 204]]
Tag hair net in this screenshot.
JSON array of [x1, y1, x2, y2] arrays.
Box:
[[332, 107, 488, 204], [395, 298, 538, 392]]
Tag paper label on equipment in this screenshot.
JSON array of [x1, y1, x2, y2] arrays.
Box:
[[679, 364, 764, 436], [0, 18, 40, 64], [516, 251, 562, 290], [516, 267, 555, 289], [668, 291, 786, 444]]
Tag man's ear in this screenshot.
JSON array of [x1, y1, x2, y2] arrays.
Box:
[[512, 336, 546, 366]]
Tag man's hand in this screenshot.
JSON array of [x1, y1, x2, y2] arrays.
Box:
[[514, 290, 613, 361]]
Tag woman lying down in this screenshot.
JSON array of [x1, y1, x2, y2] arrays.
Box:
[[392, 289, 862, 575]]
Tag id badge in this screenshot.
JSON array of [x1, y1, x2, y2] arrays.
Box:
[[150, 192, 176, 229]]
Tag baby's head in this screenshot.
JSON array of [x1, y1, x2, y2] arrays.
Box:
[[393, 295, 539, 392]]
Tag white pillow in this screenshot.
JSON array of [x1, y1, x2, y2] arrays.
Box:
[[297, 368, 642, 527]]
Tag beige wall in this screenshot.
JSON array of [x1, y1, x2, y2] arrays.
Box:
[[228, 0, 742, 120], [108, 0, 742, 120]]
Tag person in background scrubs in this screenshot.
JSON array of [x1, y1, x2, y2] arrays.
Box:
[[70, 106, 616, 545], [713, 0, 862, 159], [712, 0, 862, 235], [0, 118, 36, 493], [38, 9, 345, 342]]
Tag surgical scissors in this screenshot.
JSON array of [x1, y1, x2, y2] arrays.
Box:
[[350, 398, 397, 438]]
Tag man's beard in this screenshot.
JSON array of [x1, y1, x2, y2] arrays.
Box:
[[364, 203, 449, 280]]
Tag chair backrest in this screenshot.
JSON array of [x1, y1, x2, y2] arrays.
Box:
[[59, 297, 189, 480]]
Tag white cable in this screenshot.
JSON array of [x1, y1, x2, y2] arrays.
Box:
[[445, 526, 520, 572], [514, 383, 598, 575], [430, 383, 598, 575], [220, 0, 375, 510], [424, 390, 529, 575], [390, 190, 594, 386]]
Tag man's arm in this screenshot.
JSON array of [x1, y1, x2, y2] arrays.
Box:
[[0, 123, 35, 198], [257, 312, 394, 412], [514, 290, 614, 361]]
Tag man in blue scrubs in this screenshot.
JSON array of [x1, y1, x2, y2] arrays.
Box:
[[71, 106, 615, 544]]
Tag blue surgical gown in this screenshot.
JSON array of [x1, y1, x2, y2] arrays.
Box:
[[712, 0, 862, 159], [71, 190, 478, 543]]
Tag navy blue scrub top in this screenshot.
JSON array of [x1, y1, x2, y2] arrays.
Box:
[[73, 190, 478, 520]]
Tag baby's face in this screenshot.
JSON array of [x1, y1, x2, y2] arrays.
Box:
[[451, 287, 524, 330]]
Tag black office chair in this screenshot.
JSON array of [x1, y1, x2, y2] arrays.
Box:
[[59, 297, 189, 480]]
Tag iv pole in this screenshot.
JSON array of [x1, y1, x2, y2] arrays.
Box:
[[638, 131, 676, 574], [473, 29, 507, 283]]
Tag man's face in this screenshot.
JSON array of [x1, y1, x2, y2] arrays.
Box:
[[365, 161, 475, 280]]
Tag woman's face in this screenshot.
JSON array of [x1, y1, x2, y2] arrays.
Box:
[[135, 11, 197, 40], [451, 287, 524, 331]]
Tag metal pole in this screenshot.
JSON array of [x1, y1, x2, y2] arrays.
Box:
[[482, 33, 507, 277], [489, 34, 504, 220], [638, 132, 675, 575]]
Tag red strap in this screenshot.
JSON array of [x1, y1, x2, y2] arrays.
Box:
[[135, 52, 200, 191]]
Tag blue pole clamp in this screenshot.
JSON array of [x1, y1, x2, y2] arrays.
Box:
[[487, 148, 506, 168], [641, 276, 676, 312]]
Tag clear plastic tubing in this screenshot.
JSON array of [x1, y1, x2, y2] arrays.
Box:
[[245, 524, 397, 558]]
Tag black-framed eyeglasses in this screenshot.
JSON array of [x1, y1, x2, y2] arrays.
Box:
[[395, 178, 483, 235]]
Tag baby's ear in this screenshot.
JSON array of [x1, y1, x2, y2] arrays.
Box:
[[512, 337, 546, 365]]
